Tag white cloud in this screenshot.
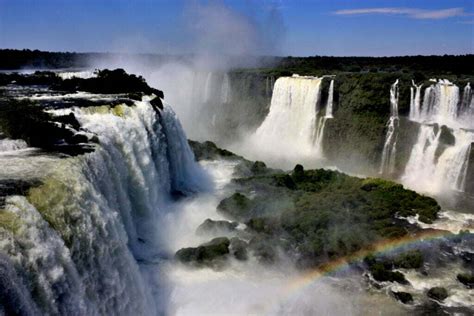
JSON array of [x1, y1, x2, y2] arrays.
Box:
[[334, 7, 468, 20]]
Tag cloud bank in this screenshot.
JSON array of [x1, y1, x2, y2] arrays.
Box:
[[334, 7, 468, 20]]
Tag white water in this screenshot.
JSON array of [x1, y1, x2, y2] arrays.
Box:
[[248, 75, 324, 165], [0, 138, 28, 152], [379, 80, 399, 174], [162, 159, 404, 316], [57, 70, 96, 80], [0, 98, 208, 315], [313, 79, 335, 154], [221, 73, 231, 103], [402, 79, 474, 193], [409, 80, 423, 121]]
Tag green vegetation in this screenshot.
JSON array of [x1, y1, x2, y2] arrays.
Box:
[[216, 164, 439, 268], [393, 250, 424, 269], [0, 211, 22, 234], [188, 140, 239, 161]]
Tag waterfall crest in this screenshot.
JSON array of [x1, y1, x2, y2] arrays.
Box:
[[402, 80, 474, 193], [252, 75, 324, 159], [0, 98, 207, 314], [380, 80, 399, 174]]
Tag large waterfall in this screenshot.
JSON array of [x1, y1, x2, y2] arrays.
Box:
[[251, 75, 324, 161], [379, 80, 399, 174], [401, 80, 474, 193], [0, 98, 207, 315]]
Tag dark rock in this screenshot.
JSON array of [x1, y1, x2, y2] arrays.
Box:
[[391, 291, 413, 304], [53, 68, 163, 96], [175, 237, 230, 266], [250, 161, 267, 175], [55, 113, 81, 130], [230, 238, 248, 261], [248, 236, 276, 264], [369, 262, 408, 284], [0, 179, 41, 208], [456, 273, 474, 288], [438, 125, 455, 146], [217, 193, 253, 221], [150, 97, 163, 111], [196, 219, 238, 235], [188, 140, 239, 161], [427, 287, 448, 301]]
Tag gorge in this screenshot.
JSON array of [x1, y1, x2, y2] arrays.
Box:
[[0, 54, 473, 315]]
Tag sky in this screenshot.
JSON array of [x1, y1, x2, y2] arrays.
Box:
[[0, 0, 472, 57]]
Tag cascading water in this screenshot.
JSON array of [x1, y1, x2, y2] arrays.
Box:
[[0, 97, 208, 315], [379, 80, 399, 174], [402, 79, 474, 193], [409, 80, 423, 121], [221, 73, 231, 103], [314, 79, 334, 153], [251, 75, 324, 162]]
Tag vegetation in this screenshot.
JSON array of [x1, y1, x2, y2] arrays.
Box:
[[215, 164, 439, 268]]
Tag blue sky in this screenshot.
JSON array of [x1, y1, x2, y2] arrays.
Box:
[[0, 0, 472, 56]]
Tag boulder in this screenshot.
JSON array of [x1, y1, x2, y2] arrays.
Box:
[[175, 237, 230, 266], [391, 291, 413, 304], [427, 287, 448, 302], [196, 219, 238, 236], [456, 273, 474, 289]]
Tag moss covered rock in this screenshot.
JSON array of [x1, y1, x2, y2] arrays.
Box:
[[392, 291, 413, 304], [457, 273, 474, 288], [175, 237, 230, 266], [217, 193, 253, 221], [196, 219, 238, 236], [427, 287, 448, 301]]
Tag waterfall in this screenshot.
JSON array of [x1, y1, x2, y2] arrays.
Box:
[[314, 79, 335, 152], [461, 83, 472, 112], [0, 98, 207, 314], [409, 80, 423, 121], [379, 80, 399, 174], [203, 72, 214, 103], [252, 75, 324, 159], [403, 79, 474, 193], [221, 73, 231, 103], [325, 79, 335, 119]]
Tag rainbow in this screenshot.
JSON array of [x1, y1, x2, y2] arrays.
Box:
[[284, 229, 455, 295]]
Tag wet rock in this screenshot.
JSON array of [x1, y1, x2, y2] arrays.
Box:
[[217, 193, 253, 222], [188, 140, 239, 161], [175, 237, 230, 266], [456, 273, 474, 288], [391, 291, 413, 304], [427, 287, 448, 302], [230, 237, 248, 261], [196, 218, 238, 236]]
